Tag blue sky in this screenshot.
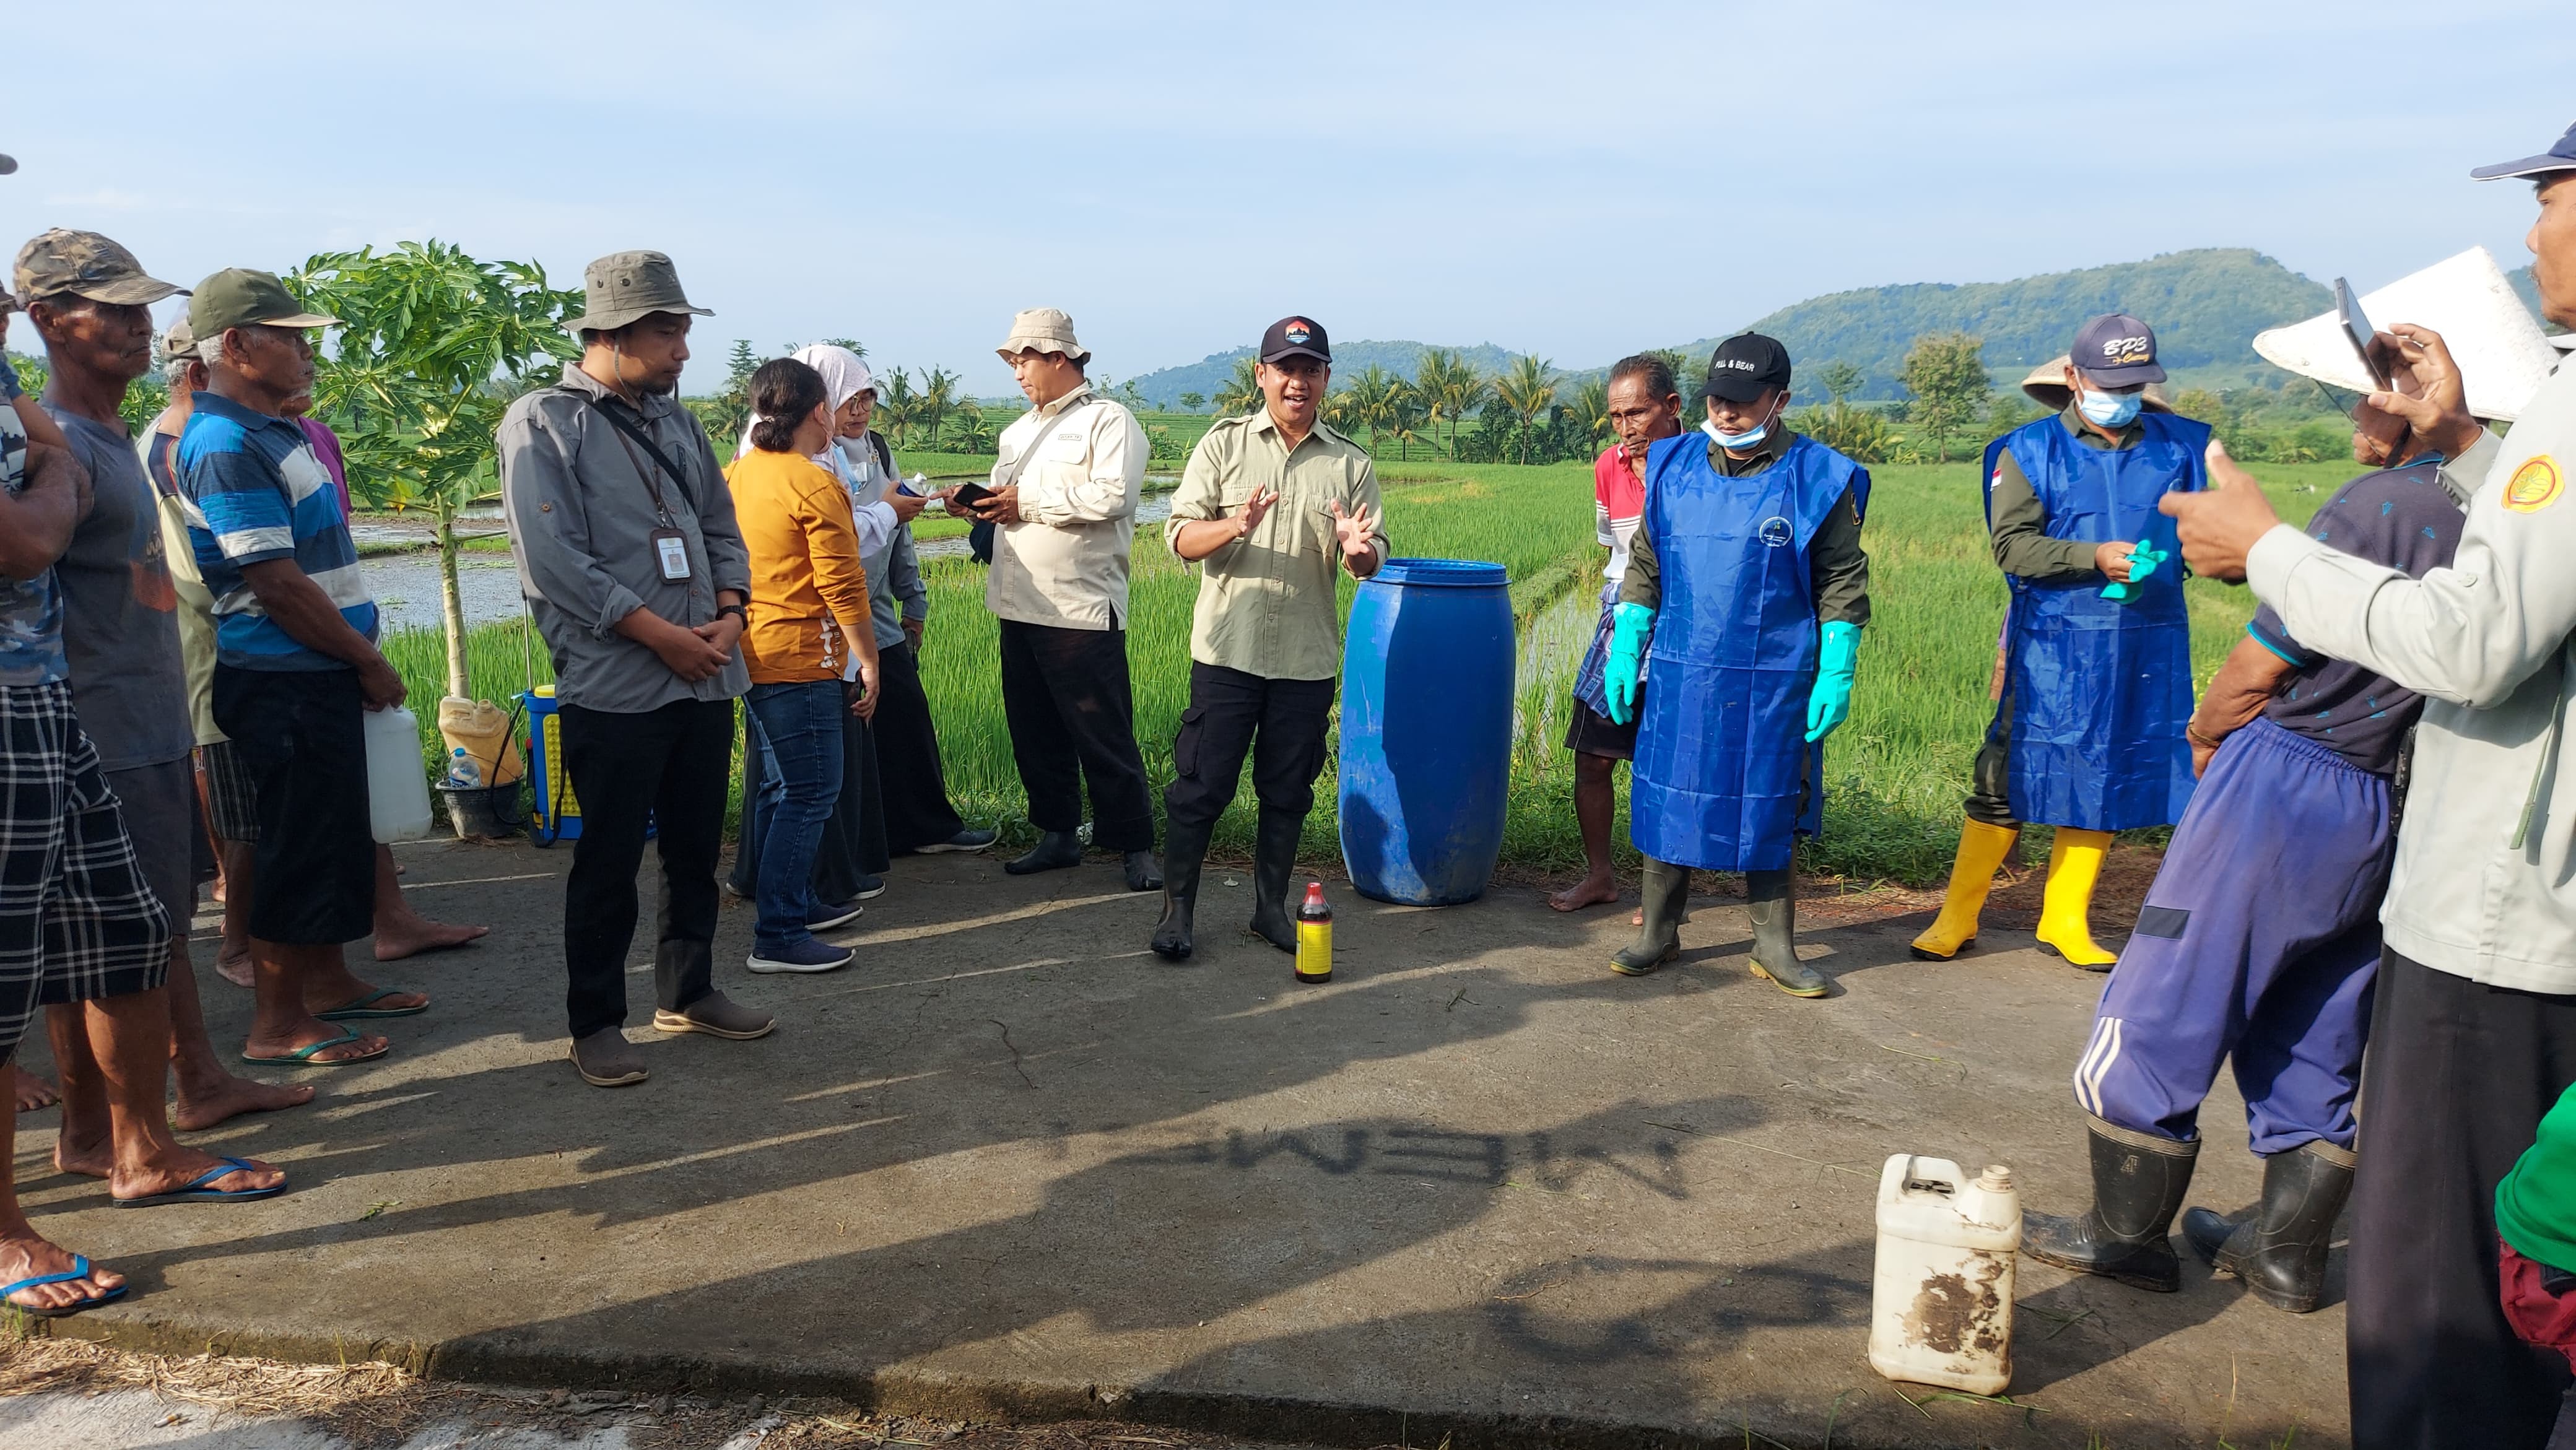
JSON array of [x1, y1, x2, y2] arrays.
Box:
[[9, 1, 2567, 393]]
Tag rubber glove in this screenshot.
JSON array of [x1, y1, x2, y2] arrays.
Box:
[[2101, 544, 2168, 603], [1604, 602, 1653, 726], [1806, 622, 1860, 743]]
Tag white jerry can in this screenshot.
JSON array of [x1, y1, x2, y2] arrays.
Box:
[[1867, 1154, 2020, 1395], [363, 704, 436, 844]]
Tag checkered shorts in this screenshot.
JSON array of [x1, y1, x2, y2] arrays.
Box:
[[0, 682, 172, 1064]]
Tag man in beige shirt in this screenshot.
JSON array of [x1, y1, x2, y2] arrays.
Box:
[[953, 308, 1160, 892], [1152, 316, 1387, 961]]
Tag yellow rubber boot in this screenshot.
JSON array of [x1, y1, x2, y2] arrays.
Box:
[[2036, 827, 2119, 970], [1909, 818, 2020, 961]]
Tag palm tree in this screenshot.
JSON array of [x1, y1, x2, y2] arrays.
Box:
[[918, 366, 959, 451], [1570, 378, 1612, 451], [1342, 365, 1408, 458], [874, 368, 918, 448], [1492, 354, 1558, 464], [949, 398, 997, 454], [1385, 388, 1430, 462], [1414, 349, 1489, 459], [1213, 356, 1262, 416]]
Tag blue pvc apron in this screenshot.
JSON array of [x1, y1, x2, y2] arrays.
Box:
[[1982, 412, 2211, 832], [1630, 433, 1869, 872]]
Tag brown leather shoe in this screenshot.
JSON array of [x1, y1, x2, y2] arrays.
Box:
[[651, 991, 775, 1041], [568, 1028, 649, 1088]]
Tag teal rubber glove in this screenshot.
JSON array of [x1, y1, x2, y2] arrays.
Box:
[[2102, 544, 2169, 603], [1604, 601, 1653, 726], [1806, 621, 1860, 743]]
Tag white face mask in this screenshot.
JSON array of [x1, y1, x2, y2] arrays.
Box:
[[2078, 389, 2144, 428], [1703, 394, 1782, 452]]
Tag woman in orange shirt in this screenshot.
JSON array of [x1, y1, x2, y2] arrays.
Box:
[[724, 359, 881, 975]]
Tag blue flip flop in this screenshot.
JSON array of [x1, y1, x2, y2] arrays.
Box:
[[112, 1156, 285, 1209], [315, 988, 428, 1021], [241, 1023, 389, 1067], [2, 1254, 129, 1318]]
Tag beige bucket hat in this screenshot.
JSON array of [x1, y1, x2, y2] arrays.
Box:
[[2021, 355, 2174, 415], [564, 250, 712, 334], [995, 306, 1090, 363]]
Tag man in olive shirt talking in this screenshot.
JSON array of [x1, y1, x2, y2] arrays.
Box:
[[1155, 316, 1388, 961]]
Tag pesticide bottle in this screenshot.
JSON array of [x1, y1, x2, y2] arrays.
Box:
[[1868, 1155, 2019, 1394], [363, 705, 436, 843], [1294, 882, 1333, 983]]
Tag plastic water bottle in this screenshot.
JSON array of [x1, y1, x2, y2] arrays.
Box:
[[1294, 882, 1333, 983], [445, 747, 483, 789], [364, 705, 435, 843], [1868, 1155, 2020, 1394]]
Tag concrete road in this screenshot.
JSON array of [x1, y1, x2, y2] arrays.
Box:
[[9, 840, 2345, 1449]]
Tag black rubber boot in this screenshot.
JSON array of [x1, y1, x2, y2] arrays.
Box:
[[1151, 817, 1214, 962], [1123, 850, 1164, 893], [1247, 807, 1303, 952], [1612, 859, 1690, 976], [2021, 1116, 2200, 1292], [1745, 866, 1826, 997], [2182, 1139, 2356, 1313], [1003, 830, 1083, 875]]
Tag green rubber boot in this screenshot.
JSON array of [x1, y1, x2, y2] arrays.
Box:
[[1746, 867, 1827, 997], [1612, 859, 1690, 975]]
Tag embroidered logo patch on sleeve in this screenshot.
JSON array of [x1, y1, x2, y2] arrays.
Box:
[[2504, 455, 2563, 514]]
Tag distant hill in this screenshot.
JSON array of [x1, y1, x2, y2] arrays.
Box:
[[1645, 249, 2332, 401], [1124, 341, 1523, 410]]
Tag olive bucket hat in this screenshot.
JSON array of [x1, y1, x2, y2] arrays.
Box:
[[13, 228, 187, 308], [564, 250, 713, 334]]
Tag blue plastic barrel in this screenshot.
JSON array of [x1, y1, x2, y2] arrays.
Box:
[[1338, 558, 1514, 905]]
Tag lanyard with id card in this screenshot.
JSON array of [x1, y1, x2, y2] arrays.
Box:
[[596, 404, 695, 583]]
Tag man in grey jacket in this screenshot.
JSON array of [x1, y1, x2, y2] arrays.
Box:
[[2165, 121, 2576, 1450], [498, 251, 774, 1089]]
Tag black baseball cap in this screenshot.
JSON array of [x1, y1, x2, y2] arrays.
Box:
[[1260, 315, 1329, 365], [1703, 333, 1791, 403], [2472, 119, 2576, 181], [2070, 313, 2164, 386]]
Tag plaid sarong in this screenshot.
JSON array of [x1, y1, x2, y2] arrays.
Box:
[[0, 682, 172, 1062]]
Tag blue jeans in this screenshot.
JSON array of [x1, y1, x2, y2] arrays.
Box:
[[745, 680, 846, 953]]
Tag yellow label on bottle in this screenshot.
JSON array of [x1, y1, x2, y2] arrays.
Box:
[[1295, 919, 1332, 980]]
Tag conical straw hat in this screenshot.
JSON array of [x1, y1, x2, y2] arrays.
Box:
[[2020, 357, 2174, 414], [2252, 246, 2555, 421]]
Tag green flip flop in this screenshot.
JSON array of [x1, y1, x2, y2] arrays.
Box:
[[315, 988, 428, 1020], [241, 1024, 389, 1067]]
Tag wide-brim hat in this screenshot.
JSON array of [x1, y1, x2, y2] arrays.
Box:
[[995, 306, 1089, 363], [2021, 357, 2174, 414], [564, 250, 712, 334], [2252, 246, 2556, 422]]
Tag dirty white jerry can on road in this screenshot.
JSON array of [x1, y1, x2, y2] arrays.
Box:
[[1868, 1154, 2019, 1394]]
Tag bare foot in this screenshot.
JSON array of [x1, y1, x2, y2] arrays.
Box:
[[243, 1021, 389, 1066], [1549, 874, 1619, 913], [371, 914, 487, 963], [11, 1065, 60, 1112], [1632, 908, 1643, 927], [0, 1233, 124, 1313], [53, 1131, 112, 1181], [215, 944, 254, 989], [300, 960, 429, 1017], [108, 1148, 284, 1203], [173, 1071, 315, 1132]]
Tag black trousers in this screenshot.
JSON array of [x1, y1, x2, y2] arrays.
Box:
[[211, 665, 373, 945], [1965, 699, 2020, 828], [729, 691, 888, 903], [2349, 949, 2576, 1450], [872, 641, 968, 852], [558, 697, 734, 1040], [998, 619, 1154, 852], [1164, 662, 1334, 831]]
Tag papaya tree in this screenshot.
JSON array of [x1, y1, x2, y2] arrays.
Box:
[[288, 241, 583, 700]]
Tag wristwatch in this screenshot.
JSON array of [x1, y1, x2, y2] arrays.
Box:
[[716, 602, 747, 623]]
